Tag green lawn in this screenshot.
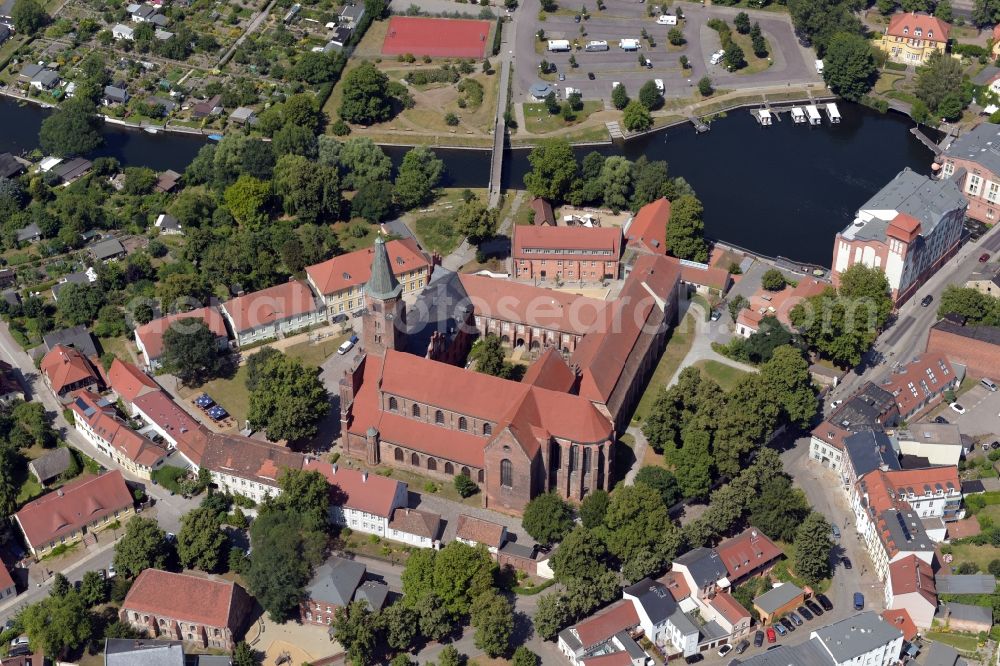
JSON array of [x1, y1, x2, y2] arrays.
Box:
[[283, 335, 346, 368], [631, 312, 696, 422], [522, 100, 603, 134], [15, 473, 43, 506], [179, 365, 251, 428], [692, 359, 751, 392], [926, 633, 982, 655], [732, 32, 772, 76], [948, 543, 1000, 573], [151, 466, 188, 493], [415, 215, 464, 255], [334, 219, 380, 253]]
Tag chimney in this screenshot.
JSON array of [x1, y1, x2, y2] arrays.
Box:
[[332, 464, 338, 474], [362, 471, 368, 482], [57, 489, 64, 496]]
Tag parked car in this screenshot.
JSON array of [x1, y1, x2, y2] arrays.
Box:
[[830, 399, 843, 409], [574, 14, 581, 21], [816, 594, 833, 611], [991, 441, 1000, 449], [710, 309, 722, 321], [710, 50, 725, 65], [979, 253, 991, 262], [685, 654, 704, 664], [107, 564, 117, 578], [588, 72, 596, 80], [806, 600, 824, 616], [853, 592, 865, 611], [337, 334, 360, 355], [934, 415, 949, 424], [718, 644, 733, 657], [754, 631, 765, 648], [831, 524, 840, 539], [558, 73, 566, 81], [779, 617, 795, 632], [10, 636, 28, 648], [841, 556, 852, 570], [950, 402, 966, 414], [735, 640, 750, 655], [773, 623, 786, 637], [920, 294, 933, 307], [797, 605, 813, 621], [788, 612, 803, 627]]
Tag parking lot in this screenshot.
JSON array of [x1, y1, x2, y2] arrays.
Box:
[[512, 0, 821, 102], [926, 382, 1000, 440]]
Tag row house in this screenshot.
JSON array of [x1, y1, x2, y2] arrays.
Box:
[[120, 569, 253, 651], [877, 353, 960, 421], [14, 470, 134, 559], [885, 555, 937, 630], [558, 599, 650, 666], [305, 238, 433, 320], [134, 306, 229, 369], [809, 383, 899, 472], [831, 168, 966, 304], [221, 279, 324, 347], [69, 391, 168, 479], [734, 613, 903, 666], [512, 225, 622, 284]]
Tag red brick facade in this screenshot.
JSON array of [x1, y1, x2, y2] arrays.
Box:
[[925, 321, 1000, 379]]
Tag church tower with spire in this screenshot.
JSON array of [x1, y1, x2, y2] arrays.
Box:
[[361, 235, 406, 356]]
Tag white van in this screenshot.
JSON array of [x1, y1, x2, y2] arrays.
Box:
[[709, 50, 725, 65], [654, 78, 664, 93], [338, 334, 359, 355], [619, 38, 640, 51], [612, 81, 622, 95], [656, 14, 676, 25], [982, 378, 998, 392]]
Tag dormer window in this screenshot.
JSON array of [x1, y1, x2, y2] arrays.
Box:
[[927, 30, 933, 39], [915, 28, 922, 37], [902, 27, 908, 35]]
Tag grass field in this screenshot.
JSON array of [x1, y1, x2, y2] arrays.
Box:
[[874, 72, 904, 95], [732, 32, 772, 76], [632, 311, 696, 422], [926, 633, 982, 655], [178, 365, 251, 428], [692, 359, 751, 392], [948, 543, 1000, 573], [522, 100, 603, 134], [405, 189, 483, 255]]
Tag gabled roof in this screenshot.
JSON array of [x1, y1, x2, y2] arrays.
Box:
[[28, 447, 73, 483], [353, 580, 389, 611], [199, 434, 305, 487], [15, 471, 132, 548], [889, 554, 936, 607], [222, 280, 320, 333], [878, 352, 956, 416], [90, 238, 125, 260], [715, 527, 783, 580], [813, 613, 903, 663], [881, 609, 918, 641], [625, 198, 671, 254], [105, 639, 185, 666], [305, 238, 430, 296], [521, 347, 577, 393], [571, 600, 640, 650], [389, 507, 441, 540], [623, 578, 678, 626], [710, 590, 750, 624], [529, 197, 555, 225], [40, 344, 100, 394], [512, 225, 622, 260], [107, 358, 159, 402], [306, 556, 365, 607], [886, 11, 950, 42], [305, 461, 402, 518], [673, 547, 728, 588], [753, 582, 803, 614], [42, 325, 98, 357], [455, 514, 506, 548], [123, 569, 245, 628], [70, 390, 168, 468], [134, 306, 227, 362], [844, 430, 900, 477]]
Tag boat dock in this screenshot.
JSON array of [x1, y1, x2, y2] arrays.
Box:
[[825, 102, 841, 123], [790, 107, 806, 123], [752, 108, 773, 126], [805, 104, 822, 125], [688, 115, 711, 133], [606, 121, 624, 140], [748, 99, 840, 126]]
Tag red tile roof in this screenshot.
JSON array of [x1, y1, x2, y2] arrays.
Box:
[[221, 280, 320, 333], [14, 471, 132, 549], [305, 461, 403, 518], [529, 197, 555, 226], [574, 254, 680, 402], [715, 527, 783, 580], [455, 514, 506, 548], [123, 569, 244, 628], [881, 609, 918, 641], [736, 278, 829, 332], [388, 507, 441, 539], [305, 239, 431, 296], [625, 198, 671, 254], [878, 353, 956, 417], [573, 600, 640, 650], [134, 307, 227, 362], [459, 273, 607, 335], [710, 590, 751, 625], [581, 653, 634, 666], [70, 391, 167, 468], [107, 358, 159, 403], [0, 563, 14, 591], [199, 434, 305, 486], [886, 12, 950, 42], [521, 347, 577, 393], [679, 264, 731, 291], [512, 225, 622, 261], [131, 389, 206, 465], [658, 571, 691, 601], [889, 555, 937, 608], [40, 345, 100, 395], [888, 212, 923, 242]]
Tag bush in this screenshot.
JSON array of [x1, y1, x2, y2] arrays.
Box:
[[444, 112, 459, 126], [423, 481, 439, 493], [454, 473, 478, 497], [331, 119, 351, 135]]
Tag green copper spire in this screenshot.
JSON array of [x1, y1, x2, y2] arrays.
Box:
[[365, 235, 402, 300]]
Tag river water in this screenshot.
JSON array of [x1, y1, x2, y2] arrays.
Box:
[[0, 97, 931, 266]]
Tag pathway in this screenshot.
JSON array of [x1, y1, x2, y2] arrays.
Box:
[[665, 301, 758, 389], [622, 425, 649, 484], [217, 0, 278, 68], [488, 57, 511, 208]]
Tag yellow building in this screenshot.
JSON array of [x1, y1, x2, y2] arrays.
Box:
[[879, 12, 950, 66]]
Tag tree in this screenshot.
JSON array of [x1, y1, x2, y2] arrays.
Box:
[[247, 510, 325, 621], [394, 146, 445, 210], [935, 0, 953, 21], [665, 194, 708, 262], [794, 512, 833, 584], [51, 573, 71, 597], [668, 27, 684, 45], [273, 156, 340, 223], [761, 268, 786, 291], [734, 11, 751, 33], [523, 139, 577, 201], [759, 345, 818, 428], [673, 427, 714, 500], [748, 475, 810, 541], [549, 527, 618, 615], [454, 473, 478, 498], [331, 601, 378, 665], [698, 76, 713, 96], [604, 484, 682, 582], [598, 156, 633, 213], [938, 286, 1000, 325], [751, 24, 768, 58], [787, 0, 863, 55], [634, 466, 681, 506], [916, 50, 965, 114], [522, 492, 573, 545], [579, 489, 609, 529], [512, 646, 539, 666], [333, 137, 393, 189], [973, 0, 1000, 27], [12, 0, 46, 33], [39, 98, 102, 157], [176, 507, 227, 572], [724, 43, 746, 70], [273, 468, 331, 532], [823, 32, 876, 102], [340, 62, 393, 125], [113, 517, 169, 580], [351, 180, 395, 223], [638, 80, 661, 111], [630, 157, 672, 209], [533, 592, 572, 640], [224, 175, 272, 228], [20, 590, 92, 658], [79, 570, 108, 607], [232, 642, 257, 666], [400, 542, 496, 621], [56, 283, 103, 327], [455, 198, 498, 243], [622, 100, 653, 132], [611, 83, 629, 110], [470, 592, 513, 657], [161, 320, 222, 386], [437, 645, 464, 666], [247, 353, 329, 444], [378, 602, 418, 651]]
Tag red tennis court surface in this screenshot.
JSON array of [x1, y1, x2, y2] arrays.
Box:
[[382, 16, 492, 58]]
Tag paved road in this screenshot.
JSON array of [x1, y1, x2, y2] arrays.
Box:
[[217, 0, 279, 68]]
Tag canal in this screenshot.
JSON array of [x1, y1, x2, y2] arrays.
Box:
[[1, 97, 931, 266]]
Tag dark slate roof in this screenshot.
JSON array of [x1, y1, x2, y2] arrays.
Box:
[[0, 152, 24, 178], [934, 575, 997, 595], [844, 430, 900, 477], [353, 580, 389, 611], [404, 267, 472, 356], [28, 446, 73, 483], [365, 235, 402, 300], [961, 480, 985, 495], [919, 642, 960, 666], [91, 237, 126, 260], [43, 325, 98, 358], [846, 168, 966, 242], [16, 222, 41, 242], [943, 122, 1000, 176], [832, 382, 898, 431], [931, 319, 1000, 346], [623, 578, 678, 626], [306, 556, 365, 607], [105, 639, 185, 666], [941, 602, 992, 625], [732, 639, 830, 666], [753, 582, 803, 614], [52, 272, 90, 299], [812, 612, 903, 663], [52, 157, 92, 182], [104, 85, 129, 103], [673, 547, 728, 588]]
